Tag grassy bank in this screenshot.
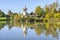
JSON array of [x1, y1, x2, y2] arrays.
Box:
[[0, 17, 6, 21], [0, 17, 12, 21]]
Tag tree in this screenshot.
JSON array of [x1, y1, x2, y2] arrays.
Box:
[[44, 5, 50, 13], [18, 12, 21, 20], [58, 8, 60, 13], [0, 9, 5, 17], [8, 10, 13, 16], [45, 1, 58, 18], [49, 1, 58, 14], [34, 6, 44, 17]]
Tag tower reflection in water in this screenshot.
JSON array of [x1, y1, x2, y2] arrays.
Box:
[[21, 24, 27, 37]]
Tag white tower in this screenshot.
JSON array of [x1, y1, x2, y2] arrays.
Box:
[[22, 6, 27, 16]]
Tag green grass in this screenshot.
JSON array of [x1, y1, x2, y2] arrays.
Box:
[[0, 17, 6, 19], [0, 17, 12, 21]]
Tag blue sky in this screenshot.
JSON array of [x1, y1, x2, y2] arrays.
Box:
[[0, 0, 60, 14]]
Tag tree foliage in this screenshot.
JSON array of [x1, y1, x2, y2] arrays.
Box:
[[0, 9, 5, 17], [34, 6, 44, 17], [8, 10, 13, 16], [45, 1, 59, 19]]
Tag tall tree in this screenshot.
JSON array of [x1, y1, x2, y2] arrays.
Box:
[[0, 9, 5, 17], [58, 8, 60, 13], [8, 10, 13, 16], [44, 5, 50, 13], [34, 6, 44, 17], [49, 1, 58, 14], [45, 1, 58, 18]]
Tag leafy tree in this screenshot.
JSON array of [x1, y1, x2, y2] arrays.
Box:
[[54, 13, 60, 18], [44, 5, 50, 13], [34, 6, 44, 17], [13, 13, 18, 20], [49, 2, 58, 14], [0, 9, 5, 17], [58, 8, 60, 13], [45, 1, 58, 18], [8, 10, 13, 16], [18, 12, 21, 20]]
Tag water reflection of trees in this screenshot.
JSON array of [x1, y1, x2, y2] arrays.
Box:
[[0, 21, 7, 30], [0, 21, 60, 38]]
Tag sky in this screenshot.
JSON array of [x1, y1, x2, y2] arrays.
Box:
[[0, 0, 60, 14]]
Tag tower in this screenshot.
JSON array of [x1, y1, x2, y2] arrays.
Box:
[[22, 6, 27, 16]]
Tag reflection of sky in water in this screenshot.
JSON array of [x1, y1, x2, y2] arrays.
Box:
[[0, 25, 60, 40]]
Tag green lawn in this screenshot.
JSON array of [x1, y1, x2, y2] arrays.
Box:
[[0, 17, 6, 20]]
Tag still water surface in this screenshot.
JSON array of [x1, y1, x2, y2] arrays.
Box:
[[0, 21, 60, 40]]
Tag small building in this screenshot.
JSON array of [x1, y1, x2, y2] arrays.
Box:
[[29, 12, 38, 18]]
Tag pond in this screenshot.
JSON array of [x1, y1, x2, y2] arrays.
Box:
[[0, 21, 60, 40]]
